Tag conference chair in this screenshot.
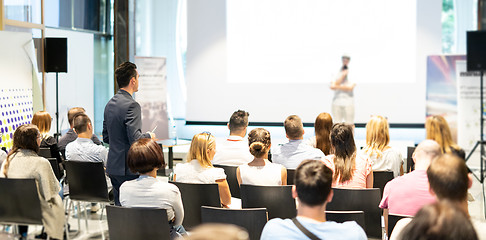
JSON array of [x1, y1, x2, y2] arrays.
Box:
[[372, 171, 394, 197], [106, 206, 170, 240], [38, 147, 52, 158], [201, 206, 268, 240], [0, 178, 69, 239], [326, 188, 382, 238], [407, 147, 416, 173], [286, 169, 296, 185], [240, 184, 296, 220], [170, 181, 221, 230], [387, 213, 412, 238], [213, 164, 240, 198], [47, 158, 63, 181], [65, 161, 111, 240], [325, 210, 366, 230]]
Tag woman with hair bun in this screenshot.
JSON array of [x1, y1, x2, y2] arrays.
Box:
[[237, 128, 287, 186]]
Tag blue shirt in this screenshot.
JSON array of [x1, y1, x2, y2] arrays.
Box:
[[261, 217, 367, 240], [272, 140, 325, 169], [65, 138, 108, 165]]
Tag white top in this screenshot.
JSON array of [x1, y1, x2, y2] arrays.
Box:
[[363, 148, 403, 177], [305, 136, 317, 148], [174, 160, 226, 183], [272, 139, 324, 169], [212, 135, 253, 166], [0, 150, 6, 166], [239, 160, 284, 186], [120, 175, 184, 226], [66, 138, 108, 165]]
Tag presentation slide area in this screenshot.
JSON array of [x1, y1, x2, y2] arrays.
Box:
[[186, 0, 441, 124]]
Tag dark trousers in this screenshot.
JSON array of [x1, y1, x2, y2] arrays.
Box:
[[109, 174, 138, 206]]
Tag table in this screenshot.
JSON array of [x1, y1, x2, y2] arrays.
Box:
[[156, 139, 191, 169]]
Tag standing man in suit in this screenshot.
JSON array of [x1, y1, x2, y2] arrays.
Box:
[[103, 61, 155, 205]]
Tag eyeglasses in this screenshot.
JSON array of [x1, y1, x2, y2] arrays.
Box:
[[201, 131, 212, 140]]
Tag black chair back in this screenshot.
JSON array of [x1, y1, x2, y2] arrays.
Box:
[[388, 214, 412, 238], [326, 210, 366, 230], [0, 178, 43, 225], [214, 164, 240, 198], [170, 181, 221, 229], [106, 206, 170, 240], [38, 147, 52, 158], [47, 158, 62, 181], [327, 188, 381, 238], [407, 147, 416, 173], [373, 171, 394, 196], [240, 184, 296, 220], [201, 206, 268, 240], [65, 161, 110, 202], [286, 169, 296, 185]]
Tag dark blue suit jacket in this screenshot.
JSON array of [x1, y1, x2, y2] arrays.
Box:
[[103, 89, 150, 176]]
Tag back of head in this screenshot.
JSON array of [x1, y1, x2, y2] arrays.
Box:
[[72, 113, 91, 134], [228, 110, 249, 134], [31, 111, 51, 134], [3, 124, 40, 177], [68, 107, 86, 127], [414, 140, 441, 165], [398, 201, 478, 240], [364, 115, 389, 157], [284, 115, 304, 140], [427, 154, 469, 202], [330, 123, 356, 183], [248, 128, 271, 158], [115, 61, 137, 89], [187, 132, 216, 167], [314, 112, 333, 155], [127, 138, 165, 174], [425, 115, 456, 154], [294, 160, 333, 206], [186, 223, 249, 240]]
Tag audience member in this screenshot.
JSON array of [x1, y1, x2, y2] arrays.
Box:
[[379, 140, 440, 232], [307, 112, 333, 155], [426, 115, 465, 159], [58, 107, 102, 156], [391, 154, 486, 240], [396, 201, 478, 240], [236, 128, 287, 186], [174, 132, 232, 207], [362, 115, 403, 177], [32, 111, 63, 168], [322, 123, 373, 188], [0, 124, 64, 240], [260, 160, 367, 239], [272, 115, 324, 169], [186, 223, 249, 240], [120, 138, 185, 239], [212, 110, 253, 166]]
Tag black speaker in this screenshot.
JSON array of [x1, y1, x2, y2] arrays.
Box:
[[44, 38, 67, 73], [467, 31, 486, 72]]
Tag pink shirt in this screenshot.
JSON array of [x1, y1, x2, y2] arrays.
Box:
[[322, 154, 372, 189], [379, 170, 436, 216]]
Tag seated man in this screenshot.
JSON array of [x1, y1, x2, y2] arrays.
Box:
[[261, 160, 367, 239], [272, 115, 324, 169], [380, 140, 441, 232], [58, 107, 102, 156], [212, 110, 253, 166], [390, 154, 486, 240]]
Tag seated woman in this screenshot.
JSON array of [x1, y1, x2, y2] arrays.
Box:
[[120, 138, 185, 238], [237, 128, 287, 186], [362, 115, 403, 177], [322, 123, 373, 189], [174, 132, 232, 207], [0, 124, 64, 240], [32, 111, 63, 172], [426, 115, 465, 159], [307, 112, 333, 155]]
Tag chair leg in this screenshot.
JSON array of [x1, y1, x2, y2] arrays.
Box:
[[84, 202, 89, 233], [76, 202, 81, 232], [99, 203, 106, 240]]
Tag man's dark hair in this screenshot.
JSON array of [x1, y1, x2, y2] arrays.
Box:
[[68, 107, 85, 126], [115, 62, 138, 88], [72, 112, 91, 134], [294, 160, 333, 206], [284, 115, 304, 139], [427, 154, 469, 201], [228, 110, 249, 133]]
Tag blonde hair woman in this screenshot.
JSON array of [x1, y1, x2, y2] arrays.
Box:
[[322, 123, 373, 188], [425, 115, 465, 159], [236, 128, 287, 186], [362, 116, 403, 177], [174, 132, 231, 207], [32, 111, 63, 171]]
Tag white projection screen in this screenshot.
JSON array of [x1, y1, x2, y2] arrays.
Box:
[[186, 0, 442, 124]]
